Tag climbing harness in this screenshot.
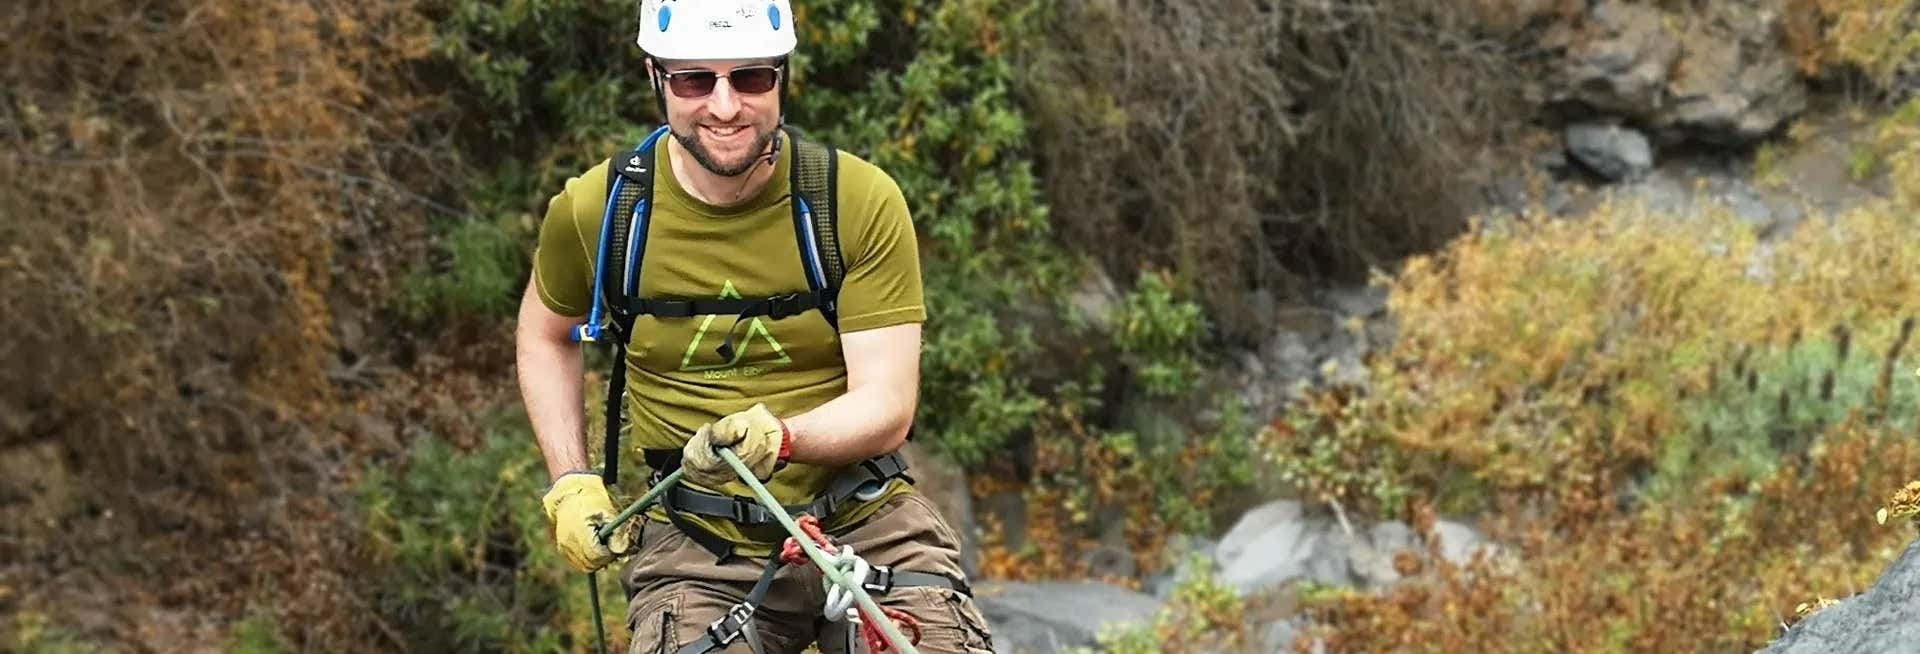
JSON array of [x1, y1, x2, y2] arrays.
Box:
[[585, 450, 939, 654]]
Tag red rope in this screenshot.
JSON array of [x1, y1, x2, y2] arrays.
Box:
[[780, 515, 922, 652]]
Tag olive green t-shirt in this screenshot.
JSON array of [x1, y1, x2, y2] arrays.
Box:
[[534, 131, 922, 556]]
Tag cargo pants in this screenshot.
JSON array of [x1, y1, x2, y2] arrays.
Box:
[[621, 492, 996, 654]]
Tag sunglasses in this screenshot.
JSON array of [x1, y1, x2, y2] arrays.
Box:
[[659, 65, 781, 99]]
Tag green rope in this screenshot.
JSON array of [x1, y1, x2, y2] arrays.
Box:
[[588, 571, 607, 654], [584, 467, 684, 654], [717, 449, 920, 654], [598, 467, 686, 542]]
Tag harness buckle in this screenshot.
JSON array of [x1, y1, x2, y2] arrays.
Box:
[[862, 565, 895, 594], [707, 602, 756, 646], [729, 496, 764, 524]]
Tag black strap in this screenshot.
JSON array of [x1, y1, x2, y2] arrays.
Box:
[[673, 555, 786, 654], [860, 565, 973, 597], [788, 128, 843, 330], [598, 144, 655, 486]]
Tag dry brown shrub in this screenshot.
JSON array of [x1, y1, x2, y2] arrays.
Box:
[[1023, 0, 1542, 341], [2, 0, 449, 647], [1308, 421, 1920, 653]]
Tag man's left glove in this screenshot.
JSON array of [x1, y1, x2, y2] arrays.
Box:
[[682, 403, 792, 489], [542, 472, 629, 572]]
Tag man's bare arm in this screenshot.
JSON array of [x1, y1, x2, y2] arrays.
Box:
[[781, 322, 921, 466], [515, 274, 592, 481]]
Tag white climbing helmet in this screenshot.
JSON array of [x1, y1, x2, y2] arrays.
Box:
[[636, 0, 797, 61]]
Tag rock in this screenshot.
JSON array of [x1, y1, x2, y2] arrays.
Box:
[[1078, 531, 1139, 582], [1657, 5, 1806, 144], [1567, 122, 1655, 181], [1215, 500, 1356, 593], [1146, 535, 1218, 599], [1370, 521, 1416, 555], [1067, 263, 1122, 331], [974, 581, 1163, 654], [1321, 285, 1387, 320], [1756, 538, 1920, 654], [1264, 617, 1325, 654], [1552, 0, 1805, 147], [1434, 520, 1489, 566], [1556, 1, 1680, 117], [1344, 534, 1401, 589], [901, 441, 979, 577], [977, 489, 1028, 558], [1234, 315, 1331, 420]]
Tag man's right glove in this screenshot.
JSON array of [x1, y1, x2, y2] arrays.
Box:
[[542, 472, 628, 572]]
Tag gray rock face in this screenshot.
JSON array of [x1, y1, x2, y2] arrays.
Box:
[[1756, 538, 1920, 654], [1557, 1, 1680, 117], [1567, 122, 1655, 181], [1234, 285, 1391, 422], [1658, 3, 1807, 144], [1551, 0, 1806, 146], [974, 581, 1163, 654]]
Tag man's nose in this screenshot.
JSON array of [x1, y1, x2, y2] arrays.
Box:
[[705, 77, 742, 121]]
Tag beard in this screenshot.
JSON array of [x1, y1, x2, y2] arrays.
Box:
[[671, 124, 778, 177]]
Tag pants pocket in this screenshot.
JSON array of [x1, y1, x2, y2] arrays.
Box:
[[874, 586, 995, 654], [626, 592, 684, 654]]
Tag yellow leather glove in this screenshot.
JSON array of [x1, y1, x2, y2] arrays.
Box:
[[541, 472, 627, 572], [682, 403, 791, 489]]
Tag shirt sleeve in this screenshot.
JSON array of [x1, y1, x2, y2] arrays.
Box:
[[833, 156, 927, 333], [532, 163, 608, 318]]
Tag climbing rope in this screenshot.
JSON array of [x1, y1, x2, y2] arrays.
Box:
[[580, 452, 922, 654], [588, 467, 685, 654]]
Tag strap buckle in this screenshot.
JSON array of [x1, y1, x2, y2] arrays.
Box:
[[707, 602, 756, 647], [862, 565, 895, 594], [729, 496, 765, 524], [764, 293, 805, 320]]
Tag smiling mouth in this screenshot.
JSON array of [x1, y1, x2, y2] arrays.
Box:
[[703, 124, 749, 140]]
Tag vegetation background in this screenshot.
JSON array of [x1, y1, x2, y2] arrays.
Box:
[[4, 0, 1919, 652]]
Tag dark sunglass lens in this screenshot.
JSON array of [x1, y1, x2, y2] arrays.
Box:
[[729, 68, 778, 94], [667, 71, 717, 98]]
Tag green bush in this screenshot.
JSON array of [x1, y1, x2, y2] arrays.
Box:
[[361, 414, 621, 653], [1653, 319, 1920, 502]]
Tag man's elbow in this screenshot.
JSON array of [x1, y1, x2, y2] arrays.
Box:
[[880, 388, 918, 452]]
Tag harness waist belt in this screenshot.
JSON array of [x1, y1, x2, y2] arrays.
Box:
[[646, 450, 912, 526]]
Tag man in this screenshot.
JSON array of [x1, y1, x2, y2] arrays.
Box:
[[515, 1, 994, 652]]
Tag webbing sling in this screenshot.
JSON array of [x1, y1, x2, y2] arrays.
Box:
[[574, 125, 845, 487]]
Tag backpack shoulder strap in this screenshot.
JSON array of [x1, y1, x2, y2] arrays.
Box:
[[785, 126, 846, 330], [583, 125, 668, 486]]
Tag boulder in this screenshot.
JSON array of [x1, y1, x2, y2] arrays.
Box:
[[1567, 122, 1655, 181], [1550, 0, 1805, 146], [974, 581, 1163, 654], [1756, 538, 1920, 654], [1214, 500, 1355, 593]]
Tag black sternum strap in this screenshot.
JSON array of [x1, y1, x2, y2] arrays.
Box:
[[610, 291, 824, 360], [614, 292, 819, 319]]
